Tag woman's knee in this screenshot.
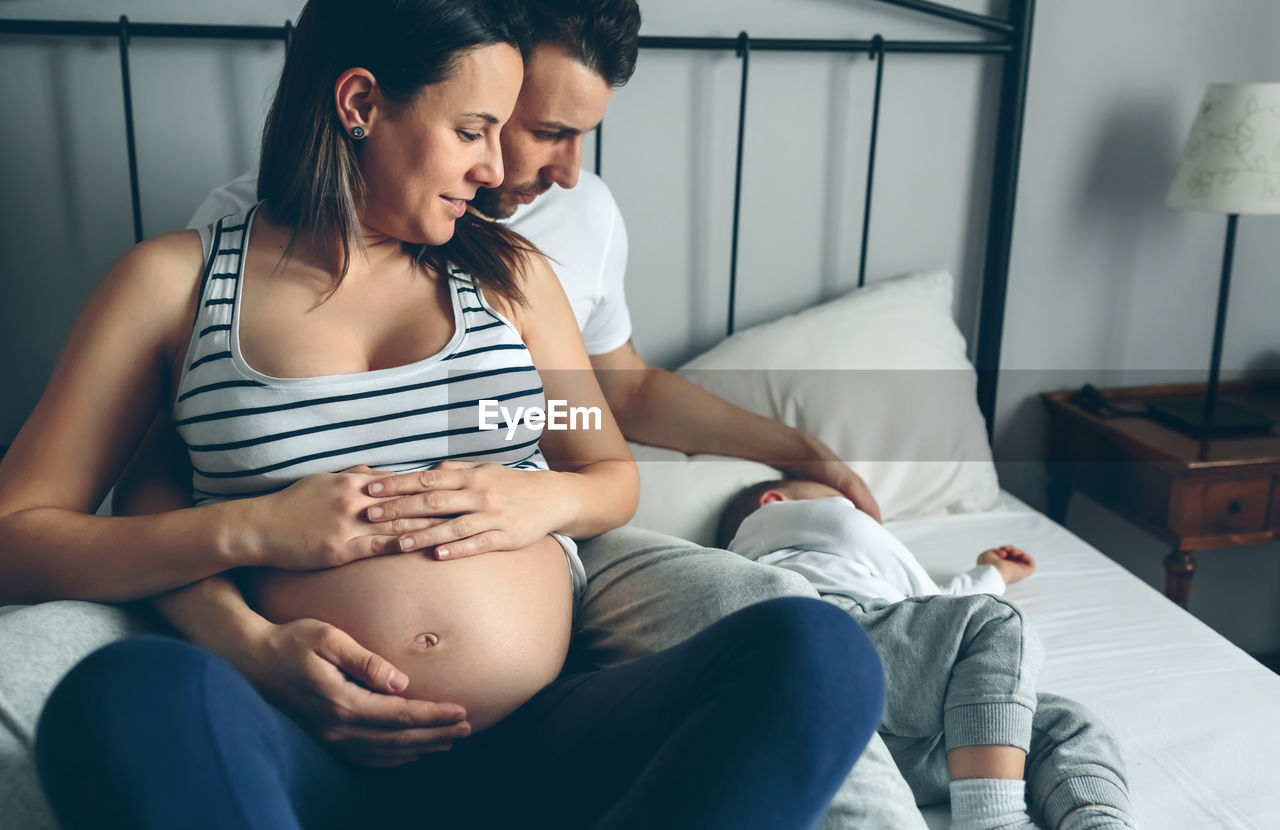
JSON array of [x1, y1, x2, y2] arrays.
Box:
[[735, 594, 876, 653], [47, 635, 217, 701], [37, 636, 225, 762], [722, 598, 884, 715], [724, 598, 885, 766]]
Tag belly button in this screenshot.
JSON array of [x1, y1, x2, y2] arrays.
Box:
[[415, 632, 441, 648]]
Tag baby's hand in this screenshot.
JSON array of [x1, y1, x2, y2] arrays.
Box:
[[977, 546, 1036, 585]]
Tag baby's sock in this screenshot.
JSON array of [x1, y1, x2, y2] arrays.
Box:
[[1058, 804, 1138, 830], [949, 778, 1037, 830]]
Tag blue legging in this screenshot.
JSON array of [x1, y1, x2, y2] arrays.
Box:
[[36, 596, 883, 830]]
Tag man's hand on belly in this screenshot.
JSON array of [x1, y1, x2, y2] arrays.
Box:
[[240, 617, 472, 766]]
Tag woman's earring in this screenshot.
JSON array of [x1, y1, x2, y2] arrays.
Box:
[[351, 126, 366, 139]]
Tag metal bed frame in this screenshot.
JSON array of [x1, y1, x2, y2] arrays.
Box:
[[0, 0, 1036, 439]]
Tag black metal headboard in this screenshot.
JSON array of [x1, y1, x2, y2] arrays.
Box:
[[0, 0, 1036, 439]]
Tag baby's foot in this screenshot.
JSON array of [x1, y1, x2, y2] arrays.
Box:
[[1058, 804, 1137, 830], [950, 778, 1038, 830]]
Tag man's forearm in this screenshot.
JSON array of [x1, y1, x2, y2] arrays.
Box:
[[609, 366, 815, 465], [592, 343, 880, 519], [152, 574, 270, 666]]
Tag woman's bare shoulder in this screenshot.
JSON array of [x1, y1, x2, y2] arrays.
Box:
[[495, 249, 562, 331], [519, 247, 559, 287], [501, 249, 594, 375], [115, 229, 205, 278], [98, 230, 205, 301], [476, 248, 550, 327], [85, 230, 208, 346]]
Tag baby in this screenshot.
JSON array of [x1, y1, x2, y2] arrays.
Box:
[[717, 478, 1035, 603], [719, 479, 1136, 830]]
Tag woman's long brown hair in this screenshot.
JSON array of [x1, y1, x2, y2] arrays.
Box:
[[257, 0, 533, 303]]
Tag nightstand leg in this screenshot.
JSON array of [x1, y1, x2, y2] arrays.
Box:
[[1047, 478, 1072, 525], [1163, 549, 1196, 608]]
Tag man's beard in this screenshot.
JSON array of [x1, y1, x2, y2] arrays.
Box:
[[470, 187, 510, 220]]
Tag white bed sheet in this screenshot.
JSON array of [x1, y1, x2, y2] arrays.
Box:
[[884, 491, 1280, 830]]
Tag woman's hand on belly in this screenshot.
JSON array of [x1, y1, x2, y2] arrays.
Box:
[[362, 461, 575, 559], [236, 616, 473, 766], [235, 467, 449, 571]]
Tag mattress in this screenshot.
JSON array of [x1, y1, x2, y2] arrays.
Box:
[[887, 492, 1280, 830]]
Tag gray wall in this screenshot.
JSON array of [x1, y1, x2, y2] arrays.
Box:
[[3, 1, 1278, 652], [996, 0, 1280, 656]]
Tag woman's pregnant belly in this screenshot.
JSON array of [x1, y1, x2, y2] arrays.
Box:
[[250, 535, 573, 731]]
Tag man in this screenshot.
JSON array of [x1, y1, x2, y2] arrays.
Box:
[[130, 2, 1130, 828]]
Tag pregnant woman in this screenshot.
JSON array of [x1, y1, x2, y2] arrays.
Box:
[[0, 1, 884, 827]]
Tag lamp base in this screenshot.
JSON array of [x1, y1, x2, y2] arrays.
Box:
[[1147, 397, 1274, 436]]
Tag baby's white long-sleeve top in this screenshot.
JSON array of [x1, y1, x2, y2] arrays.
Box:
[[726, 497, 1005, 603]]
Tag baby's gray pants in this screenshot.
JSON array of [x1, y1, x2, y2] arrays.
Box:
[[828, 593, 1043, 764], [826, 592, 1130, 828]]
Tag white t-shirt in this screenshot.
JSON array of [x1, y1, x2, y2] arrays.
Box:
[[727, 497, 1006, 604], [186, 169, 632, 356]]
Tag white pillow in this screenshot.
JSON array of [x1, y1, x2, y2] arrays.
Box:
[[627, 443, 779, 550], [627, 270, 999, 545]]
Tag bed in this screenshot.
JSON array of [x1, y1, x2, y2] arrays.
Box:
[[899, 493, 1280, 829], [2, 2, 1280, 829], [619, 262, 1280, 829]]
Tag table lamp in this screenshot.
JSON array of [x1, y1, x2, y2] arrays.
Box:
[[1156, 82, 1280, 435]]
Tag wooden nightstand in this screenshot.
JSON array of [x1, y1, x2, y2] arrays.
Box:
[[1041, 380, 1280, 607]]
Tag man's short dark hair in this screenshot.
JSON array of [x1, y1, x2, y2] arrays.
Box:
[[525, 0, 642, 87]]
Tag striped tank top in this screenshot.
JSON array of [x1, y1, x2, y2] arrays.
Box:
[[173, 205, 550, 506]]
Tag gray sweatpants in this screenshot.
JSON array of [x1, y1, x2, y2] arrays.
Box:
[[829, 593, 1044, 775], [826, 594, 1130, 827], [575, 527, 1131, 830]]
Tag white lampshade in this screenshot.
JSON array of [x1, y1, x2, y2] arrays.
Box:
[[1167, 82, 1280, 215]]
